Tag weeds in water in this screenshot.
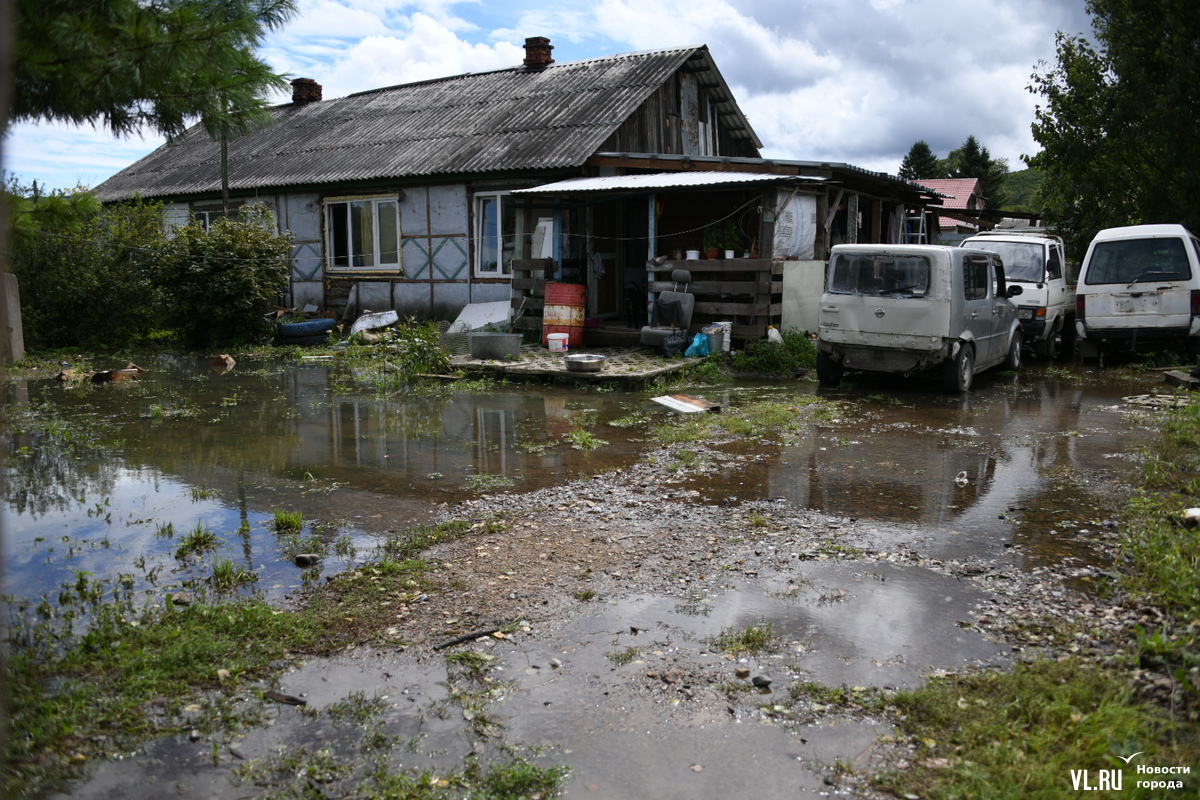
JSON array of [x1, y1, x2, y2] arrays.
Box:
[[272, 509, 303, 532], [705, 621, 778, 656], [465, 473, 515, 492], [209, 558, 258, 592], [563, 429, 607, 451], [605, 646, 642, 666], [174, 523, 219, 560], [190, 486, 216, 501]]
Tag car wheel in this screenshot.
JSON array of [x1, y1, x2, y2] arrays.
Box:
[[1004, 329, 1023, 370], [1034, 329, 1057, 359], [816, 350, 843, 386], [942, 344, 974, 393]]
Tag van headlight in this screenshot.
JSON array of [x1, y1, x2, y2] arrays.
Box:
[[1017, 308, 1034, 320]]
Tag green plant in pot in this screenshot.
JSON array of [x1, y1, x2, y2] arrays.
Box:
[[704, 220, 743, 258]]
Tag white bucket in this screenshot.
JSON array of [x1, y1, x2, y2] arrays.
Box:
[[685, 250, 700, 260], [547, 332, 569, 353]]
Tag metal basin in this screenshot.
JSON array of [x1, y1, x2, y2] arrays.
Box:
[[564, 353, 606, 373]]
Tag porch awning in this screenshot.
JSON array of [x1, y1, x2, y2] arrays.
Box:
[[511, 171, 824, 194]]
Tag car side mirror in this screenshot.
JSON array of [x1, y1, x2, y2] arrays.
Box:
[[1007, 285, 1024, 298]]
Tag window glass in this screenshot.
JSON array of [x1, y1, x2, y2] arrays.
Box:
[[1085, 237, 1192, 284], [378, 200, 399, 265], [962, 240, 1043, 281], [479, 196, 499, 274], [326, 197, 400, 271], [963, 255, 989, 301], [828, 253, 931, 296], [475, 193, 516, 277]]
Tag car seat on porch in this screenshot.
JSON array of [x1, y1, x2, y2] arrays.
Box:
[[640, 269, 694, 348]]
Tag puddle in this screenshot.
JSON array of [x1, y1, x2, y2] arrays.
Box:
[[47, 557, 1001, 800], [7, 354, 1168, 798]]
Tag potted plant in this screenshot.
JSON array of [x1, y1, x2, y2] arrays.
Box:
[[704, 220, 743, 258]]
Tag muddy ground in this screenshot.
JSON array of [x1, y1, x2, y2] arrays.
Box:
[[188, 442, 1160, 800]]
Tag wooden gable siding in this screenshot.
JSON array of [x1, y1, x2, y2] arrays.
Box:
[[597, 72, 754, 159]]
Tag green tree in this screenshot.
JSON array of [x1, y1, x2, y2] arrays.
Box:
[[898, 140, 943, 181], [946, 135, 1009, 210], [163, 204, 291, 346], [1028, 0, 1200, 255], [12, 0, 297, 139], [8, 186, 170, 349]]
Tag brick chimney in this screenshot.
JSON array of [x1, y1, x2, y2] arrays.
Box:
[[290, 78, 323, 105], [523, 37, 554, 70]]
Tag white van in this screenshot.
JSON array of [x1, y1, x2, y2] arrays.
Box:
[[1074, 224, 1200, 359]]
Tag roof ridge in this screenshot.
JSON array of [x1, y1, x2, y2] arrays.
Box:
[[346, 44, 702, 99]]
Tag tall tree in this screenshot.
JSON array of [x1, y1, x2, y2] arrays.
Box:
[[946, 135, 1009, 210], [898, 140, 943, 180], [12, 0, 297, 140], [1028, 0, 1200, 255]]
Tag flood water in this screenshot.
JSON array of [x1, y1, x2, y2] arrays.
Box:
[[3, 353, 1167, 798]]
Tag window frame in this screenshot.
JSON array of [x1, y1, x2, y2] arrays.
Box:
[[324, 195, 402, 273], [473, 191, 515, 279]]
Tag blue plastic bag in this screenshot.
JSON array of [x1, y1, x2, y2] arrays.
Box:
[[684, 332, 710, 357]]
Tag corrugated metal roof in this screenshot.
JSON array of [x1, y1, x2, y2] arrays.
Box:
[[94, 46, 762, 202], [512, 171, 822, 193]]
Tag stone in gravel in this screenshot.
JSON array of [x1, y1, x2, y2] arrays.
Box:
[[752, 675, 773, 689], [735, 667, 751, 679]]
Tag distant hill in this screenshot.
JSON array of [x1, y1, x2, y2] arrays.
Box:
[[1001, 168, 1044, 213]]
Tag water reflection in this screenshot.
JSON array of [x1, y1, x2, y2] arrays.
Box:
[[3, 357, 1161, 606]]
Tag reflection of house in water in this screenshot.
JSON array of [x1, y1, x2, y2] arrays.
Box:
[[289, 367, 561, 491]]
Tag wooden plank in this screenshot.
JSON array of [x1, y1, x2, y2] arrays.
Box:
[[1165, 370, 1200, 389], [650, 259, 779, 274], [648, 279, 772, 294], [651, 394, 722, 414]]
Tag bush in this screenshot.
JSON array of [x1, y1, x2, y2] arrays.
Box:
[[163, 204, 291, 347], [730, 327, 816, 375], [9, 192, 169, 349]]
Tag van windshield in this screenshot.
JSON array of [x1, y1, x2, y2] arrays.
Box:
[[962, 240, 1043, 281], [1084, 237, 1193, 285], [828, 253, 931, 297]]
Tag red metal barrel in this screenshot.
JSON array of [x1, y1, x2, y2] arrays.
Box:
[[542, 282, 586, 346]]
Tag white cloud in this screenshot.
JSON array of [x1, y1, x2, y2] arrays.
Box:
[[6, 0, 1097, 191]]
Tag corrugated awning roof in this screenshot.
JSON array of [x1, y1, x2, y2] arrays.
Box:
[[512, 171, 822, 193]]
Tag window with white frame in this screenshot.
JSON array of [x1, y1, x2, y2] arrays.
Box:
[[325, 196, 401, 270], [474, 192, 516, 277]]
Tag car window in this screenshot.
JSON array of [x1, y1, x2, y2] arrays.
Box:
[[1084, 236, 1192, 284], [828, 253, 931, 297], [963, 255, 989, 301], [1047, 247, 1063, 279], [962, 240, 1044, 281]]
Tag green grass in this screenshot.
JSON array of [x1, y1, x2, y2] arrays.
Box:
[[705, 621, 779, 656], [272, 509, 303, 532], [174, 522, 219, 560], [879, 659, 1189, 800], [6, 599, 321, 797]]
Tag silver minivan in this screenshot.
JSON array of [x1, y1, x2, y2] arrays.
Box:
[[1075, 224, 1200, 359], [816, 244, 1023, 392]]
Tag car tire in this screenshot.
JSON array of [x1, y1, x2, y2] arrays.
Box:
[[942, 343, 974, 393], [1034, 328, 1057, 359], [1004, 329, 1023, 370], [816, 350, 843, 386]]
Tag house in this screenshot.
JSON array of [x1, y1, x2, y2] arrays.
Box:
[[916, 178, 985, 243], [95, 37, 942, 339]]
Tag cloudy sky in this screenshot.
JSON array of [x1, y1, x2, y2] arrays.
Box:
[[4, 0, 1094, 192]]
